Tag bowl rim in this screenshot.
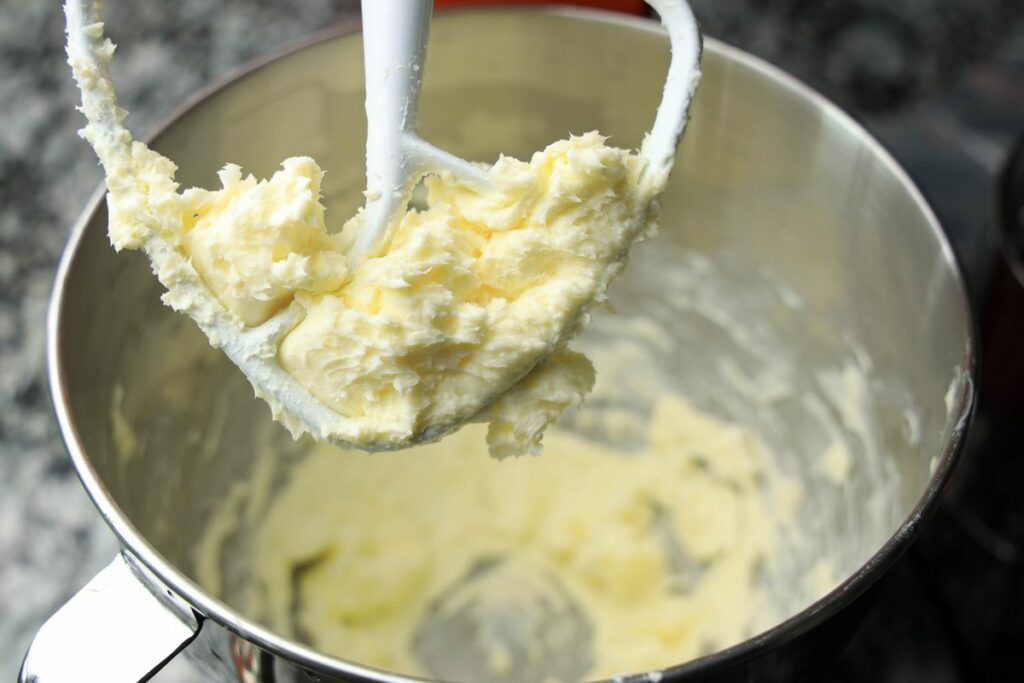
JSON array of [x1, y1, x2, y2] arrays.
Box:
[[47, 6, 977, 682]]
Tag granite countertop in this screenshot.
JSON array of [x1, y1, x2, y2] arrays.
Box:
[[0, 3, 360, 677], [2, 1, 1022, 680]]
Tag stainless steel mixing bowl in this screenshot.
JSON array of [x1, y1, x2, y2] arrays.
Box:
[[23, 8, 975, 683]]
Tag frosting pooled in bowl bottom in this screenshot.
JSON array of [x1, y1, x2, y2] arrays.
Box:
[[198, 391, 795, 680]]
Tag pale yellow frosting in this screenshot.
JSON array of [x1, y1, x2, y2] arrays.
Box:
[[67, 12, 661, 455], [179, 158, 348, 325], [216, 392, 783, 680], [276, 135, 653, 451]]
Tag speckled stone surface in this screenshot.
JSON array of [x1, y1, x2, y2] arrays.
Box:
[[2, 1, 1023, 681], [0, 3, 360, 678]]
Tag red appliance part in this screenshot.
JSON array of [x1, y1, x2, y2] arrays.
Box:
[[434, 0, 650, 16]]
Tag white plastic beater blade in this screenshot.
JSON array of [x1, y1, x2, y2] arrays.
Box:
[[353, 0, 701, 261], [356, 0, 432, 261], [354, 0, 490, 262], [65, 0, 703, 454], [641, 0, 703, 183]]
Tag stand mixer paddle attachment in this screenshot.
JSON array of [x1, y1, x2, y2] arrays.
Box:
[[64, 0, 700, 458]]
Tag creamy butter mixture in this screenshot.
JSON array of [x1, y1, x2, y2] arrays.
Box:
[[198, 392, 794, 681], [66, 5, 662, 456]]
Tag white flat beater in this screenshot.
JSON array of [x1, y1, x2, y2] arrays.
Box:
[[64, 0, 700, 451]]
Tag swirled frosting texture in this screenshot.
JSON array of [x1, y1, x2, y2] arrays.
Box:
[[66, 2, 662, 455]]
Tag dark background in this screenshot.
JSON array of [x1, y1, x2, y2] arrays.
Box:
[[2, 1, 1024, 679]]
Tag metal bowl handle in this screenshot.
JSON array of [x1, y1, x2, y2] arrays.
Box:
[[20, 553, 202, 683]]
